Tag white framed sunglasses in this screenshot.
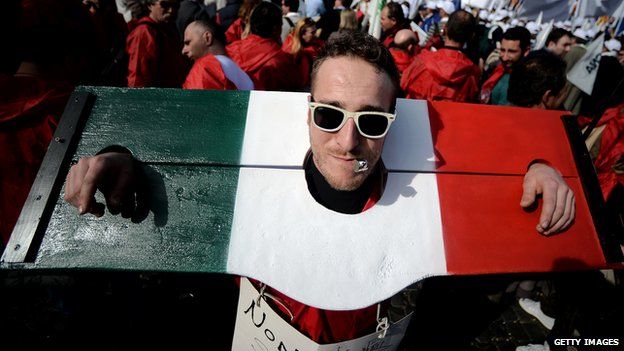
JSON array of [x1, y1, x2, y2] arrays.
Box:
[[308, 102, 396, 139]]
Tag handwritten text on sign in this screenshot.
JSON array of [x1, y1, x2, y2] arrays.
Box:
[[231, 278, 412, 351]]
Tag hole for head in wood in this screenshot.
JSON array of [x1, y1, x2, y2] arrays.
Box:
[[14, 244, 20, 251]]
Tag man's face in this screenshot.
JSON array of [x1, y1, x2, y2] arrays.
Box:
[[380, 7, 396, 32], [500, 39, 525, 69], [182, 24, 209, 60], [547, 35, 572, 57], [281, 0, 289, 15], [149, 0, 179, 23], [309, 57, 395, 191]]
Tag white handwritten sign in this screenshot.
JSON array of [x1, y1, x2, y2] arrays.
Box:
[[232, 278, 412, 351]]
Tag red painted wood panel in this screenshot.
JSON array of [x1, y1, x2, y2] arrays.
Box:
[[437, 174, 606, 274], [429, 102, 578, 177]]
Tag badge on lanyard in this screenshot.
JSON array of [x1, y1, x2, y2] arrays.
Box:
[[232, 278, 413, 351]]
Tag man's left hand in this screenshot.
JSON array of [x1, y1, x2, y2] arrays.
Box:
[[520, 163, 575, 235]]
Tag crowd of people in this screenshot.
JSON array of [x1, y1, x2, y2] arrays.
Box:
[[1, 0, 623, 349]]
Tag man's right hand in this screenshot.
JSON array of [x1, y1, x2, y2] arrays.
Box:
[[64, 152, 143, 218]]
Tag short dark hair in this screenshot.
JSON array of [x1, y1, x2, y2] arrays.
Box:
[[546, 27, 572, 47], [445, 9, 475, 44], [385, 2, 405, 23], [192, 19, 226, 46], [311, 31, 401, 106], [249, 1, 282, 38], [502, 26, 531, 51], [508, 50, 567, 107], [283, 0, 299, 12]]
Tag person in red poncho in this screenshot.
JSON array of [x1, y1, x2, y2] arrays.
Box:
[[1, 0, 94, 249], [379, 2, 411, 48], [480, 26, 530, 105], [182, 19, 254, 90], [126, 0, 189, 87], [282, 18, 324, 89], [226, 2, 300, 91], [590, 104, 624, 203], [224, 0, 261, 44], [400, 10, 480, 102], [388, 29, 419, 75]]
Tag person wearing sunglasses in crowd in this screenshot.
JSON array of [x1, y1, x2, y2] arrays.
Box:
[[126, 0, 189, 87], [64, 30, 575, 347]]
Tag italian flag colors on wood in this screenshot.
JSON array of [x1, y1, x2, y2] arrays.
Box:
[[33, 87, 609, 310]]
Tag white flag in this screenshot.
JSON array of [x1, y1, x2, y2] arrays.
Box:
[[534, 20, 554, 50], [368, 0, 387, 39], [410, 21, 429, 46], [567, 33, 605, 95]]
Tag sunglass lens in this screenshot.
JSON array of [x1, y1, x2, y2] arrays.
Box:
[[314, 106, 344, 130], [358, 114, 388, 137]]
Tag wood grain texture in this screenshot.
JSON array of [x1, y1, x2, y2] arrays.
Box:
[[2, 92, 94, 263], [35, 165, 238, 272], [74, 86, 250, 164]]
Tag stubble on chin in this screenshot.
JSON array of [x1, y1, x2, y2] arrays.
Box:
[[312, 153, 371, 191]]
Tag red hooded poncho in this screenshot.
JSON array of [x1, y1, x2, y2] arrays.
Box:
[[592, 104, 624, 200], [227, 34, 299, 91], [389, 47, 415, 74], [282, 35, 324, 88], [126, 16, 188, 88], [0, 75, 72, 245], [183, 54, 237, 90], [400, 48, 480, 102], [225, 18, 244, 44]]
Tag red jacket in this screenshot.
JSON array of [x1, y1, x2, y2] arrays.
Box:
[[227, 34, 299, 91], [480, 64, 506, 104], [126, 16, 189, 88], [282, 35, 324, 87], [389, 47, 415, 74], [593, 104, 624, 200], [183, 54, 237, 90], [401, 48, 480, 102], [225, 18, 244, 44], [0, 75, 72, 245]]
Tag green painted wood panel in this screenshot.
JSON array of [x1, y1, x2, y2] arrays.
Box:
[[74, 87, 250, 164], [35, 165, 239, 272]]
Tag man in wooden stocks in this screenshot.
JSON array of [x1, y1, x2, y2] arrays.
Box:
[[64, 31, 575, 347]]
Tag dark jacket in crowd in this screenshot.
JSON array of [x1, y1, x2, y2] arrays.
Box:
[[218, 0, 242, 33], [176, 0, 216, 39]]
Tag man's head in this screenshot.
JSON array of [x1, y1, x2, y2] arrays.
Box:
[[508, 50, 566, 109], [444, 9, 476, 46], [147, 0, 179, 23], [500, 26, 531, 69], [309, 31, 400, 191], [545, 28, 572, 58], [380, 2, 404, 32], [182, 19, 225, 60], [249, 1, 282, 39], [418, 4, 430, 18], [281, 0, 298, 15], [394, 29, 417, 50]]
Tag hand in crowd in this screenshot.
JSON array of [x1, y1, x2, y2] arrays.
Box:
[[64, 152, 144, 218], [520, 162, 575, 235]]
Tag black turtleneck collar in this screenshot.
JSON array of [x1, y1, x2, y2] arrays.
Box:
[[304, 156, 378, 214]]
